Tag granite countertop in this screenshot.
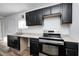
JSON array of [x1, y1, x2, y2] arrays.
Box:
[[8, 33, 43, 38], [8, 33, 79, 43], [61, 35, 79, 43]]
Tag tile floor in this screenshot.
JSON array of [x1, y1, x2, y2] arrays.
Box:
[[0, 41, 30, 56]]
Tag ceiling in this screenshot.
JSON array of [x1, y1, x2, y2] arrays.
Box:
[[0, 3, 59, 17]]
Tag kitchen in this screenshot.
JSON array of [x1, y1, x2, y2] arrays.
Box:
[[0, 3, 79, 56]]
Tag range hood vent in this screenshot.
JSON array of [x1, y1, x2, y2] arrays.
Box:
[[43, 13, 61, 19]]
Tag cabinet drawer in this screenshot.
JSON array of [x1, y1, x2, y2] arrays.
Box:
[[30, 38, 38, 42]]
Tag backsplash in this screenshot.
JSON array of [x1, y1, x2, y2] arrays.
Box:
[[21, 26, 43, 34], [21, 17, 71, 35]]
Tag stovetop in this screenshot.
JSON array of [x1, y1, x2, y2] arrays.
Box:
[[39, 37, 64, 41], [39, 32, 64, 41], [43, 33, 61, 38]]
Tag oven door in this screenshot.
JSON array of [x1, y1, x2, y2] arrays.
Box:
[[39, 42, 65, 56]]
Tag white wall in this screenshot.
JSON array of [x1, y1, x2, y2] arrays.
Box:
[[2, 12, 25, 37], [70, 3, 79, 40]]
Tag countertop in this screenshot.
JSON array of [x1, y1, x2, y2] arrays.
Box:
[[62, 35, 79, 43], [8, 33, 43, 38], [8, 33, 79, 43]]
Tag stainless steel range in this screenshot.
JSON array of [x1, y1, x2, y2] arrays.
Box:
[[39, 33, 65, 56]]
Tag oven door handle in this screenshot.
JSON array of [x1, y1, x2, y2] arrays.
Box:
[[39, 39, 64, 45]]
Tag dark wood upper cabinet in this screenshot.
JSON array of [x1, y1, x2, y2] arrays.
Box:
[[26, 12, 36, 26], [26, 3, 72, 26], [60, 3, 72, 24], [26, 11, 36, 26], [29, 11, 36, 26], [26, 12, 31, 26], [26, 9, 43, 26], [51, 4, 61, 14], [35, 9, 43, 25], [43, 7, 51, 16]]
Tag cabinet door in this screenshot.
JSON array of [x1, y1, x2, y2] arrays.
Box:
[[43, 7, 51, 16], [26, 11, 36, 26], [26, 12, 31, 26], [61, 3, 72, 24], [7, 35, 20, 50], [29, 11, 36, 26], [65, 42, 78, 50], [30, 38, 39, 56], [35, 9, 43, 25], [14, 38, 20, 50], [51, 4, 61, 14], [65, 42, 78, 56], [66, 49, 78, 56]]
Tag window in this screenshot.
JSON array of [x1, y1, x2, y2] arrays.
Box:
[[18, 20, 28, 29]]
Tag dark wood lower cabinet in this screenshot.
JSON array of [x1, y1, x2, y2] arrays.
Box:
[[7, 35, 20, 50], [30, 38, 39, 56], [64, 42, 78, 56], [66, 49, 78, 56], [30, 39, 78, 56], [7, 35, 78, 56]]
